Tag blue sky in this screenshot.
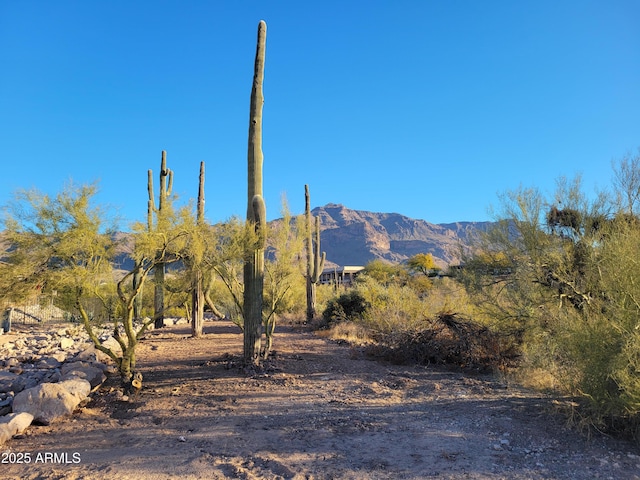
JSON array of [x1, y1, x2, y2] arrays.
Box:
[[1, 1, 638, 227]]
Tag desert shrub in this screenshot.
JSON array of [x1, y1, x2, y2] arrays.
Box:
[[462, 170, 640, 440], [314, 284, 336, 317], [321, 290, 369, 327], [356, 276, 430, 334], [361, 259, 409, 287], [319, 273, 517, 371], [407, 275, 434, 296], [365, 312, 519, 371], [356, 275, 486, 334]]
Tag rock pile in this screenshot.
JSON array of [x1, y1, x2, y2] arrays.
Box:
[[0, 323, 116, 445], [0, 317, 192, 445]]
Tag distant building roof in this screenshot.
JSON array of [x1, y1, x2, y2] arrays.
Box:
[[322, 265, 365, 274]]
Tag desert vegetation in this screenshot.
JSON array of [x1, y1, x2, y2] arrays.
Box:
[[0, 20, 278, 385], [315, 150, 640, 442], [0, 17, 638, 451], [459, 151, 640, 440], [3, 152, 640, 444]]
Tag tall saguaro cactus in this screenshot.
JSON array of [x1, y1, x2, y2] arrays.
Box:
[[191, 161, 205, 337], [149, 150, 173, 329], [305, 184, 326, 321], [243, 20, 267, 366]]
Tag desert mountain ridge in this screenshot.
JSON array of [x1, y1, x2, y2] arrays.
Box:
[[107, 204, 491, 272], [310, 203, 493, 268], [0, 204, 493, 271]]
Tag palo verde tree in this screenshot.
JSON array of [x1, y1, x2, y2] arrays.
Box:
[[206, 217, 252, 329], [362, 259, 410, 287], [206, 203, 304, 359], [612, 148, 640, 217], [0, 184, 116, 310], [263, 200, 305, 357], [243, 20, 268, 366], [0, 183, 191, 387], [462, 160, 640, 436], [406, 253, 440, 277], [118, 201, 192, 383]]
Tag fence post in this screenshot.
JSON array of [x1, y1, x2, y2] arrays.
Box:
[[2, 308, 12, 333]]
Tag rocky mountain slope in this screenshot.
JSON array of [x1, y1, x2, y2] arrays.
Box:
[[111, 204, 491, 270], [312, 204, 492, 268], [1, 205, 491, 273]]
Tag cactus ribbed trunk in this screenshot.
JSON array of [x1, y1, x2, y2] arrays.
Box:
[[192, 161, 205, 338], [305, 184, 326, 321], [243, 20, 267, 366], [150, 151, 173, 329]]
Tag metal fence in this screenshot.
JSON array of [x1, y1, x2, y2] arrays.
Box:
[[2, 295, 68, 325]]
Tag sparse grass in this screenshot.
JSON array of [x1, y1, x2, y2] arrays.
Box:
[[315, 321, 374, 345], [510, 367, 562, 392]]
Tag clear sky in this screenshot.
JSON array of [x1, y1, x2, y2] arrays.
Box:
[[1, 1, 638, 227]]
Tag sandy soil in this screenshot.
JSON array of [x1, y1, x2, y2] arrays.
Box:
[[2, 321, 640, 479]]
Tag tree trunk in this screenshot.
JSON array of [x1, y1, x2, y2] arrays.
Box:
[[191, 270, 204, 337], [132, 266, 143, 320], [119, 348, 135, 384], [204, 290, 226, 319], [153, 265, 165, 329]]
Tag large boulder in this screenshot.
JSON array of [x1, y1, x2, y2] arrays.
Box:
[[36, 354, 64, 369], [74, 341, 114, 365], [0, 425, 9, 445], [12, 378, 91, 425], [61, 361, 106, 390], [0, 412, 34, 445], [57, 378, 91, 399]]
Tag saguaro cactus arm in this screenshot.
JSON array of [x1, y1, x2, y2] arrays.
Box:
[[197, 161, 205, 223], [158, 150, 173, 211], [252, 194, 267, 247], [312, 216, 326, 283], [147, 170, 154, 230]]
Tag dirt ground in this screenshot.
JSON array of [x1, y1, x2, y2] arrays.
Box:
[[2, 321, 640, 479]]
